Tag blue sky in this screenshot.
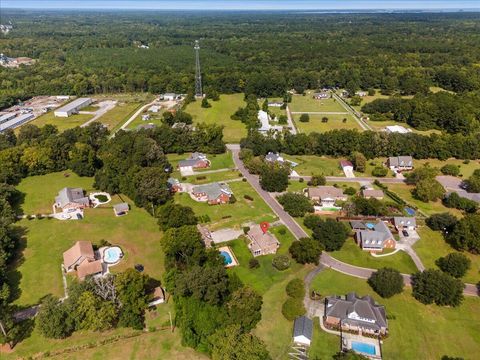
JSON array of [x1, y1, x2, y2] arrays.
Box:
[[3, 1, 480, 10]]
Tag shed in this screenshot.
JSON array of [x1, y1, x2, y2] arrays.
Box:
[[113, 203, 129, 216], [293, 316, 313, 346]]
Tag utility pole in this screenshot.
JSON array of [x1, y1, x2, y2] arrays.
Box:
[[194, 40, 203, 98]]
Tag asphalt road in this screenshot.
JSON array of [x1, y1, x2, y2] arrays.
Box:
[[228, 144, 479, 297]]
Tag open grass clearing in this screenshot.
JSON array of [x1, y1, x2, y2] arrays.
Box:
[[414, 227, 480, 285], [283, 155, 344, 177], [290, 91, 346, 113], [175, 180, 277, 230], [310, 269, 480, 359], [330, 239, 419, 274], [184, 93, 247, 143], [294, 113, 362, 134], [414, 158, 480, 178], [27, 112, 94, 132], [99, 102, 142, 131]]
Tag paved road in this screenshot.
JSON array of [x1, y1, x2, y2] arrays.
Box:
[[285, 105, 298, 135], [229, 144, 479, 297], [291, 175, 406, 184]]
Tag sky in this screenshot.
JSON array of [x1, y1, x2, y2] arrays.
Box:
[[2, 0, 480, 11]]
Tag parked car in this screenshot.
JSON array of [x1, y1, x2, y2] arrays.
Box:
[[402, 230, 409, 237]]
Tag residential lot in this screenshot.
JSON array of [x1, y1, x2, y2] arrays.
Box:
[[185, 93, 248, 142], [283, 155, 345, 177], [289, 91, 347, 113], [309, 269, 480, 360], [294, 113, 362, 134]]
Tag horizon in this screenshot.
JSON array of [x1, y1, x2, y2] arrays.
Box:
[[3, 0, 480, 11]]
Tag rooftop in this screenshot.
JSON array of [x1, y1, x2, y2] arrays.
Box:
[[55, 98, 92, 113], [307, 186, 345, 200], [293, 316, 313, 340], [247, 224, 279, 252], [192, 182, 232, 201], [63, 240, 95, 269]]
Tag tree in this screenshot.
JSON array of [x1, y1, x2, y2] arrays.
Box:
[[286, 278, 305, 299], [464, 169, 480, 193], [157, 204, 197, 231], [350, 152, 366, 172], [352, 197, 387, 216], [372, 166, 388, 177], [277, 192, 314, 217], [426, 213, 458, 231], [289, 238, 323, 265], [36, 295, 73, 339], [281, 298, 305, 320], [272, 255, 291, 270], [130, 166, 171, 208], [321, 116, 329, 123], [161, 225, 206, 268], [311, 219, 349, 251], [209, 325, 271, 360], [447, 214, 480, 253], [115, 269, 149, 329], [259, 164, 289, 192], [443, 192, 478, 213], [299, 113, 310, 123], [440, 164, 460, 176], [262, 98, 269, 112], [413, 179, 445, 203], [411, 269, 464, 307], [226, 287, 262, 331], [368, 267, 404, 298], [436, 253, 471, 278], [405, 165, 438, 185], [74, 291, 117, 331], [201, 97, 212, 108], [69, 142, 99, 177], [278, 115, 288, 124], [350, 96, 362, 106], [308, 174, 326, 186], [303, 214, 322, 230]]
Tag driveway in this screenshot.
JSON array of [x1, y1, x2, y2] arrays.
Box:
[[80, 100, 117, 128]]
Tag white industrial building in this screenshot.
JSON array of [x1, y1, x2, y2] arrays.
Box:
[[385, 125, 412, 134], [54, 98, 92, 117], [0, 113, 35, 133], [0, 112, 17, 125], [162, 93, 177, 101]]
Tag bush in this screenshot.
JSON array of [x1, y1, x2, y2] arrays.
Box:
[[372, 166, 388, 177], [229, 194, 237, 204], [436, 253, 471, 278], [278, 227, 287, 235], [441, 164, 460, 176], [412, 269, 464, 307], [299, 113, 310, 122], [344, 187, 356, 195], [281, 298, 305, 320], [277, 192, 314, 217], [289, 238, 323, 265], [308, 174, 326, 186], [196, 175, 207, 180], [249, 258, 260, 269], [443, 192, 478, 213], [286, 278, 305, 299], [243, 226, 250, 234], [298, 177, 304, 183], [272, 255, 291, 271], [244, 194, 254, 201], [368, 267, 404, 298], [426, 212, 458, 231]]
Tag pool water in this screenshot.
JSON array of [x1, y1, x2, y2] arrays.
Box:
[[405, 207, 416, 216], [103, 247, 123, 264], [366, 223, 376, 229], [220, 251, 233, 265], [351, 341, 376, 355]]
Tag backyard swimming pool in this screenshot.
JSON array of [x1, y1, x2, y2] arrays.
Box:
[[405, 207, 416, 216], [351, 341, 376, 355], [366, 223, 376, 229], [103, 246, 123, 264], [218, 246, 238, 267], [220, 251, 233, 265]]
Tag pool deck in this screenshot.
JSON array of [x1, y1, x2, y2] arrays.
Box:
[[342, 333, 382, 359], [218, 246, 239, 268]]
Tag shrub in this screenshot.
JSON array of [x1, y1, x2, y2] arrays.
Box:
[[368, 267, 404, 298], [299, 113, 310, 122], [426, 213, 458, 231], [436, 253, 471, 278], [244, 194, 254, 201], [440, 164, 460, 176], [242, 178, 247, 182], [249, 258, 260, 269], [286, 279, 305, 299], [243, 226, 250, 234], [229, 195, 237, 204], [272, 255, 291, 271], [298, 177, 304, 183], [372, 166, 388, 177], [344, 187, 356, 196], [443, 192, 478, 213], [196, 175, 207, 180], [278, 227, 287, 235], [281, 298, 306, 320]]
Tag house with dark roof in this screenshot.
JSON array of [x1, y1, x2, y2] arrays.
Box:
[[386, 156, 413, 172], [54, 187, 90, 212], [113, 203, 129, 217], [178, 153, 210, 172], [191, 182, 233, 205], [247, 224, 280, 257], [353, 221, 396, 252], [293, 316, 313, 346], [324, 292, 388, 336], [362, 189, 384, 200], [393, 217, 417, 231]]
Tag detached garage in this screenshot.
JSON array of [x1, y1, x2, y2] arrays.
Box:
[[54, 97, 92, 117], [293, 316, 313, 347]]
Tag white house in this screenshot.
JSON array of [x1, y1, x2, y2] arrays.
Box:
[[393, 217, 417, 231], [258, 110, 283, 134], [148, 105, 160, 113]]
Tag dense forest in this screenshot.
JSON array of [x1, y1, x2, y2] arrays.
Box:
[[1, 11, 480, 109]]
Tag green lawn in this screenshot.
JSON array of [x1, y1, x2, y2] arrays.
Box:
[[414, 158, 480, 178], [283, 155, 345, 177], [28, 112, 94, 132], [294, 113, 362, 134], [126, 111, 164, 130], [99, 102, 142, 131], [184, 93, 247, 143], [414, 227, 480, 285], [290, 91, 346, 113], [175, 180, 277, 230], [11, 173, 163, 306], [329, 239, 419, 274], [310, 269, 480, 360], [167, 152, 235, 172], [357, 157, 394, 178]]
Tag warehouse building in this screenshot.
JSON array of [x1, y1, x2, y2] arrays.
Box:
[[0, 112, 17, 125], [54, 98, 92, 117], [0, 113, 35, 133]]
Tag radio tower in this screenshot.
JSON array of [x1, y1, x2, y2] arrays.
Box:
[[194, 40, 203, 98]]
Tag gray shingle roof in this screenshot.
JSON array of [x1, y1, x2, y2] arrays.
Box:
[[113, 203, 129, 213], [55, 187, 89, 208], [393, 217, 416, 228], [358, 221, 394, 249], [388, 156, 413, 167], [192, 182, 232, 201], [293, 316, 313, 340]]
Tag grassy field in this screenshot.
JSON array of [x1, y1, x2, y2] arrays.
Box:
[[414, 158, 480, 178], [329, 239, 419, 274], [386, 183, 463, 217], [126, 111, 164, 130], [283, 155, 345, 177], [294, 113, 362, 134], [28, 112, 94, 132], [99, 102, 142, 131], [290, 91, 346, 113], [184, 94, 247, 143], [414, 227, 480, 285], [11, 172, 163, 306], [309, 269, 480, 360], [175, 180, 277, 230]]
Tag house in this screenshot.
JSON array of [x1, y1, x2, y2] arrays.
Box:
[[191, 182, 233, 205], [162, 93, 177, 101], [385, 125, 412, 134], [293, 316, 313, 347], [113, 203, 129, 216], [258, 110, 283, 134], [265, 152, 298, 168], [268, 101, 284, 107], [387, 156, 413, 172], [178, 153, 210, 172], [355, 91, 368, 97], [324, 292, 388, 336], [247, 224, 280, 257], [307, 186, 347, 207], [393, 217, 416, 231], [63, 241, 104, 280], [362, 189, 384, 200], [54, 187, 90, 212], [142, 114, 150, 121], [148, 287, 166, 306], [167, 177, 182, 193], [354, 221, 396, 252], [340, 160, 354, 178], [54, 98, 92, 117], [313, 92, 329, 99], [148, 105, 160, 113]]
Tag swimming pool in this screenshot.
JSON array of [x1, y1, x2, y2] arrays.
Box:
[[366, 223, 376, 230], [351, 341, 376, 355], [220, 251, 233, 265], [103, 246, 123, 264], [405, 207, 416, 216]]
